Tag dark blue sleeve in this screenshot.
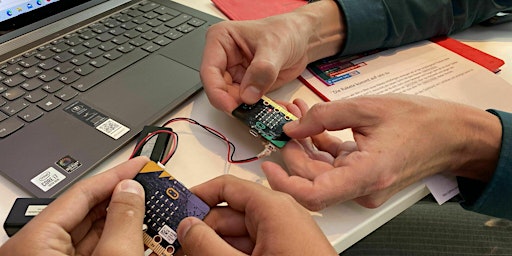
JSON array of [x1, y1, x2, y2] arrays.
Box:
[[457, 110, 512, 220], [335, 0, 512, 56]]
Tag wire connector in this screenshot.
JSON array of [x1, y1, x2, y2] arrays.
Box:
[[256, 143, 279, 158]]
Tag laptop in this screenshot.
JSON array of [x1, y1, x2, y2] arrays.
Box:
[[0, 0, 221, 198]]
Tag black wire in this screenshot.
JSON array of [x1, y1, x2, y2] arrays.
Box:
[[162, 118, 258, 163]]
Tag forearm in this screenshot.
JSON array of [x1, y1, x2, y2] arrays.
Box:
[[293, 0, 346, 62], [336, 0, 512, 56]]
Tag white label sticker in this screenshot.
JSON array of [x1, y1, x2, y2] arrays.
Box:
[[158, 224, 178, 244], [423, 173, 459, 205], [30, 167, 66, 192], [25, 205, 48, 216], [96, 118, 130, 140]]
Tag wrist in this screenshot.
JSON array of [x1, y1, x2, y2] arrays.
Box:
[[296, 0, 346, 62], [450, 106, 502, 182]]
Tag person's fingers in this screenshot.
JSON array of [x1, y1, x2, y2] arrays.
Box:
[[93, 179, 146, 255], [201, 58, 240, 113], [201, 24, 243, 113], [32, 157, 149, 233], [178, 217, 246, 256], [261, 161, 332, 211], [190, 175, 268, 212], [279, 139, 334, 179], [74, 218, 105, 255], [240, 59, 279, 104], [202, 207, 248, 237], [284, 98, 383, 139], [263, 154, 381, 211]]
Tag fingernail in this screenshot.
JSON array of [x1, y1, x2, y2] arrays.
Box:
[[242, 86, 261, 103], [283, 120, 298, 131], [117, 179, 144, 197], [179, 217, 200, 239]]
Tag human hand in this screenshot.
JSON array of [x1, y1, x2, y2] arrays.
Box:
[[0, 157, 149, 255], [262, 95, 501, 210], [201, 1, 344, 113], [176, 175, 337, 256]]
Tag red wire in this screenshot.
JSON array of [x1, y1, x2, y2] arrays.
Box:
[[132, 118, 259, 164], [129, 130, 177, 164]]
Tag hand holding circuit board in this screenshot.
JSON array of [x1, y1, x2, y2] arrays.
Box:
[[232, 95, 298, 149], [134, 161, 210, 256]]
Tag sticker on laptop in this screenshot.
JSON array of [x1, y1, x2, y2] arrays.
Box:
[[56, 155, 82, 173], [64, 101, 130, 140], [30, 167, 66, 192]]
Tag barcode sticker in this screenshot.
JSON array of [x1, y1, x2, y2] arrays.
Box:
[[64, 101, 131, 140], [96, 118, 130, 139], [158, 225, 178, 244]]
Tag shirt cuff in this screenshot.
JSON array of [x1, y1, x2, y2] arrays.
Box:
[[335, 0, 388, 56]]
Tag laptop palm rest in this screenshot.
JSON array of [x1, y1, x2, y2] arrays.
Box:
[[0, 53, 201, 198], [85, 53, 201, 127]]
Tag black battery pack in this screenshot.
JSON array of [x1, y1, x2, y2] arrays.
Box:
[[3, 198, 55, 237], [133, 125, 173, 163]]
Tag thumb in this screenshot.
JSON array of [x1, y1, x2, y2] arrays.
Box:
[[178, 217, 246, 256], [94, 179, 146, 255], [240, 57, 279, 104]]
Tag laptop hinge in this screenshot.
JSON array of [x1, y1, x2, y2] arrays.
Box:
[[0, 0, 134, 61]]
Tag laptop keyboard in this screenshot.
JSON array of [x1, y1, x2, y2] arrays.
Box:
[[0, 1, 205, 138]]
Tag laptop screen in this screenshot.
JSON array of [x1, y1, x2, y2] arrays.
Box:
[[0, 0, 105, 36], [0, 0, 61, 23]]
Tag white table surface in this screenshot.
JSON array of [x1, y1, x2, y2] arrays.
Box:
[[1, 0, 511, 253]]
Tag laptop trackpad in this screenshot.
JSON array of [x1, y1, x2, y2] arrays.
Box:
[[85, 54, 201, 126]]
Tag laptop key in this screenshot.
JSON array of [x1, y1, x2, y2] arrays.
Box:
[[35, 49, 56, 60], [1, 65, 23, 76], [69, 45, 88, 55], [165, 14, 192, 28], [19, 56, 40, 68], [21, 78, 44, 91], [188, 18, 206, 27], [0, 112, 7, 122], [21, 67, 43, 79], [85, 48, 104, 59], [0, 118, 24, 138], [38, 70, 60, 82], [3, 75, 26, 87], [153, 36, 172, 46], [38, 59, 59, 70], [141, 42, 160, 53], [55, 62, 76, 74], [1, 99, 29, 116], [138, 2, 159, 13], [54, 52, 74, 62], [74, 64, 95, 76], [42, 80, 65, 93], [37, 98, 61, 112], [55, 86, 79, 101], [90, 57, 110, 68], [24, 89, 48, 103], [2, 87, 25, 101], [60, 72, 81, 84], [18, 105, 44, 122], [70, 55, 91, 66]]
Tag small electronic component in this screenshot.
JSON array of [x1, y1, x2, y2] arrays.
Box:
[[3, 198, 55, 237], [232, 95, 297, 148], [134, 125, 174, 163], [135, 161, 210, 256]]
